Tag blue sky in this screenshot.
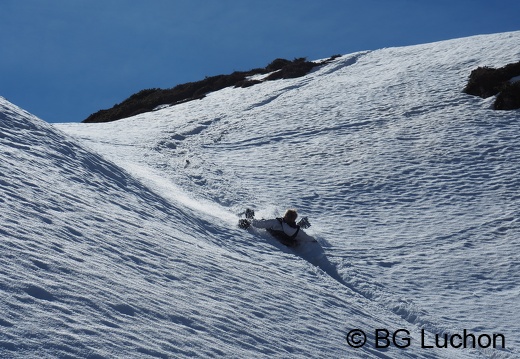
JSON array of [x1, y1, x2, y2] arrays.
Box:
[[1, 0, 519, 123]]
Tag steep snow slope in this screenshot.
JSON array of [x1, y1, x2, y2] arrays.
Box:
[[58, 31, 520, 358], [2, 97, 482, 358], [0, 98, 352, 358]]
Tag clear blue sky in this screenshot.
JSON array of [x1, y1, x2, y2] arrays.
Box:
[[1, 0, 519, 123]]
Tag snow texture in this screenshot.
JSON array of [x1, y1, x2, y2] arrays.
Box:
[[1, 31, 520, 358]]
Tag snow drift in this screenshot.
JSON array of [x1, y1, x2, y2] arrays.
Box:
[[2, 30, 520, 358]]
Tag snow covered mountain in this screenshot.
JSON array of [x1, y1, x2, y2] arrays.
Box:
[[2, 31, 520, 358]]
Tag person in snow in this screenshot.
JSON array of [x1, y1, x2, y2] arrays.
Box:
[[240, 209, 314, 247]]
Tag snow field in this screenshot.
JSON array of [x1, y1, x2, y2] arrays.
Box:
[[1, 30, 519, 358]]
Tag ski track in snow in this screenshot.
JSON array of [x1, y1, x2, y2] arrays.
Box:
[[1, 31, 520, 358]]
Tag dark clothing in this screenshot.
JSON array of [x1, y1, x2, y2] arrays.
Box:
[[251, 217, 314, 246]]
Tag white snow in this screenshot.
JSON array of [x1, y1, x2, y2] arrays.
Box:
[[2, 30, 520, 358]]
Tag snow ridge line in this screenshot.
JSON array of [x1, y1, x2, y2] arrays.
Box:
[[319, 50, 371, 76], [243, 52, 368, 112]]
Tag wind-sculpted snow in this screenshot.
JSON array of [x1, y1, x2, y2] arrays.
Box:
[[60, 31, 520, 358], [3, 31, 520, 358], [1, 98, 456, 358]]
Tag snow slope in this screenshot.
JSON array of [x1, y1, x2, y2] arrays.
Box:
[[0, 102, 435, 359], [1, 30, 519, 358]]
